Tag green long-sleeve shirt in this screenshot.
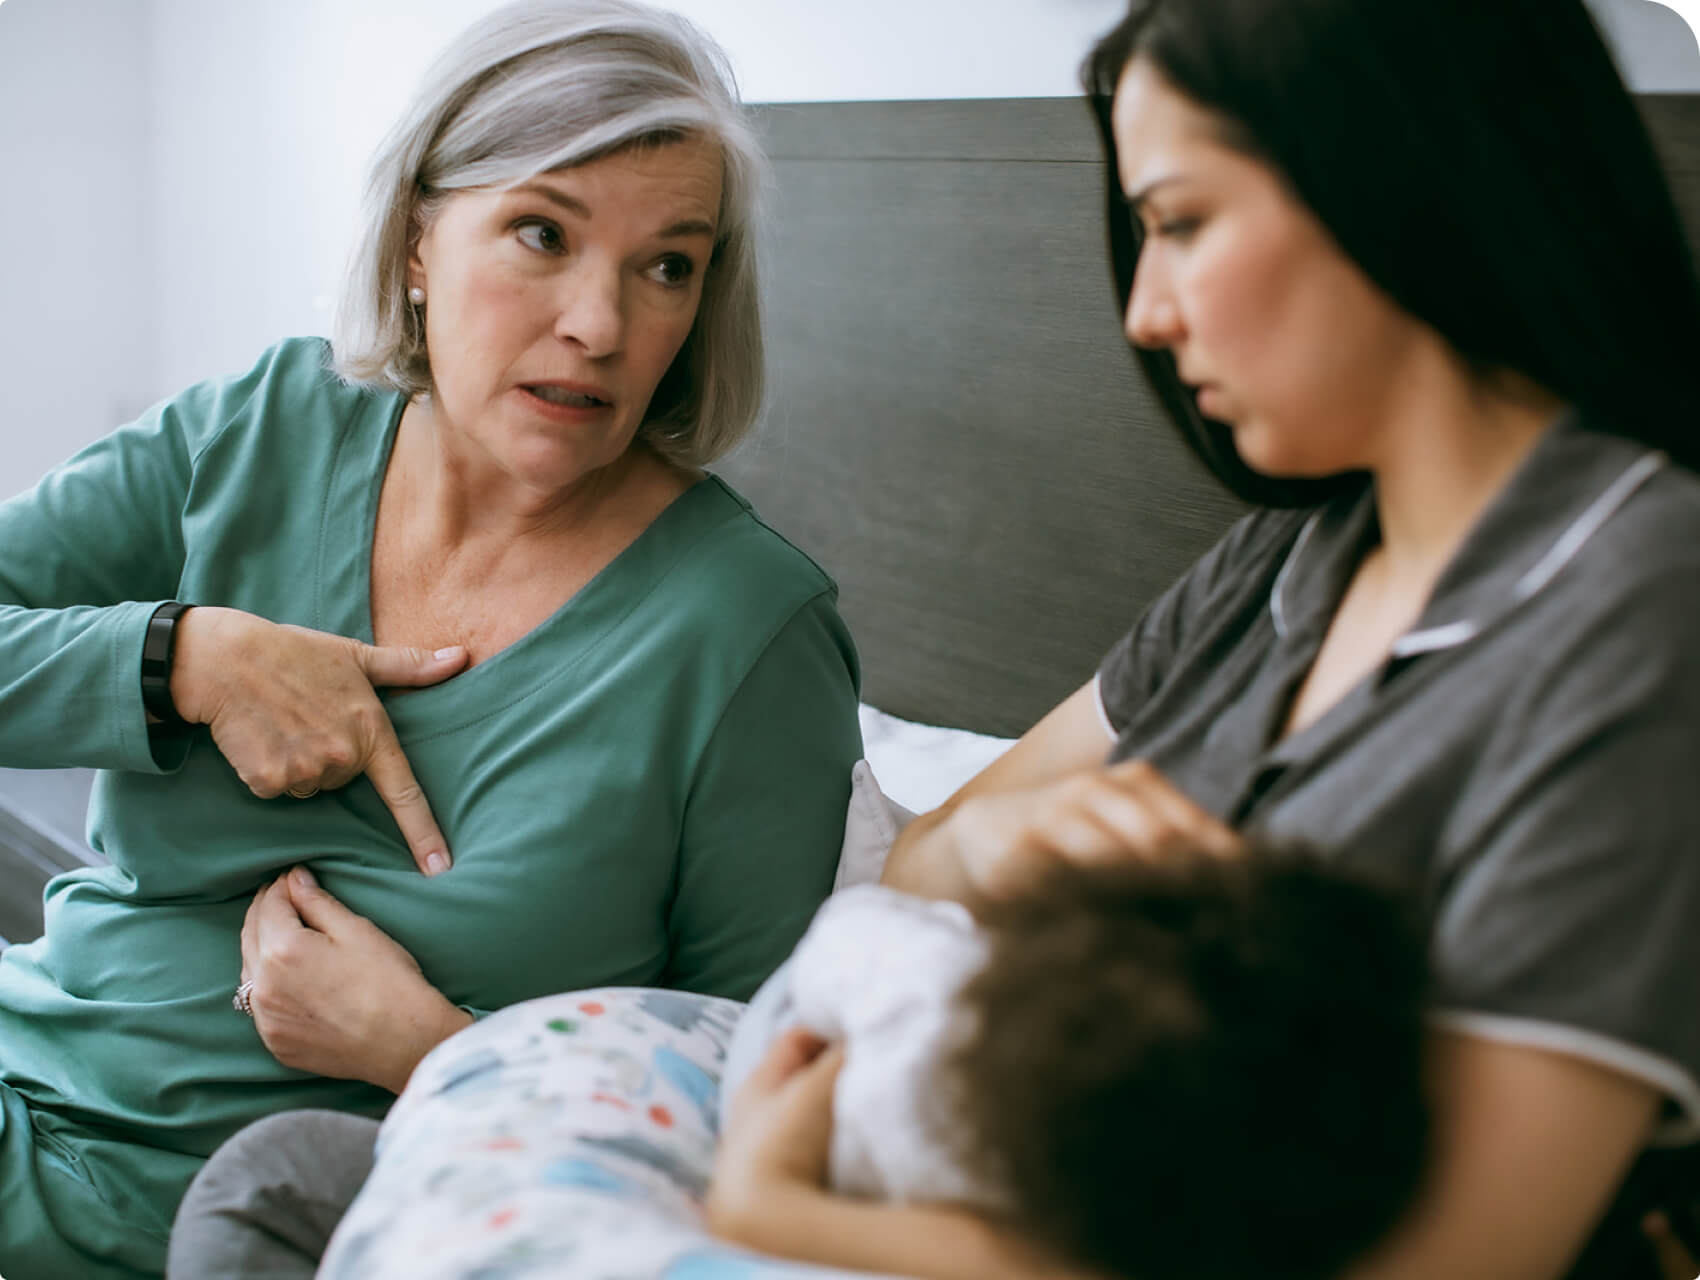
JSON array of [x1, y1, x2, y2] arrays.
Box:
[[0, 338, 860, 1273]]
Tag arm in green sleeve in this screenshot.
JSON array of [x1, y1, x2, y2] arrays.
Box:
[[663, 593, 863, 1002], [0, 376, 230, 771]]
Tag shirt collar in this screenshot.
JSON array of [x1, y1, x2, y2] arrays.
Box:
[[1270, 411, 1665, 657]]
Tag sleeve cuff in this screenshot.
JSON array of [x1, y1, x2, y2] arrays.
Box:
[[1091, 670, 1119, 743], [1431, 1010, 1700, 1146], [113, 599, 191, 774]]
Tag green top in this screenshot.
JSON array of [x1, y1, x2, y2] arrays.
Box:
[[0, 338, 861, 1254]]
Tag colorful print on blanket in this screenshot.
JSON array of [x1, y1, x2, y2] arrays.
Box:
[[317, 988, 879, 1280]]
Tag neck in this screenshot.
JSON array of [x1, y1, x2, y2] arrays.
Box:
[[1365, 351, 1561, 593], [394, 398, 675, 551]]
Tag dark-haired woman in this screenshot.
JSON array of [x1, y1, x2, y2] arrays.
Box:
[[707, 2, 1700, 1277]]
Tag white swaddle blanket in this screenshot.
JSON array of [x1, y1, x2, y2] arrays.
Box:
[[721, 884, 1002, 1207]]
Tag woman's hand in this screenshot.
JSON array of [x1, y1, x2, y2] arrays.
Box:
[[238, 865, 472, 1093], [941, 758, 1238, 903], [708, 1027, 843, 1227], [171, 605, 468, 874]]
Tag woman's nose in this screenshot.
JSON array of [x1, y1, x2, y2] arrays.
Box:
[[1123, 258, 1181, 350], [555, 266, 625, 358]]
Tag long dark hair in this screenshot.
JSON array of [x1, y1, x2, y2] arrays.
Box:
[[1085, 0, 1700, 506]]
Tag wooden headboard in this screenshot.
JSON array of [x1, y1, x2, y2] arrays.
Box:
[[722, 94, 1700, 738]]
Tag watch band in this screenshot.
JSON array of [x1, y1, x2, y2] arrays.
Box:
[[141, 601, 193, 731]]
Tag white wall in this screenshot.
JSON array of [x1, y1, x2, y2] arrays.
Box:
[[0, 0, 152, 497], [0, 0, 1697, 498], [1596, 0, 1700, 88], [136, 0, 1129, 408]]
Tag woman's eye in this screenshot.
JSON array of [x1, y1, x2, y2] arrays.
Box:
[[646, 254, 696, 288], [1151, 217, 1201, 241], [515, 220, 565, 254]]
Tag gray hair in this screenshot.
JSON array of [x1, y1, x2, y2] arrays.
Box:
[[332, 0, 766, 466]]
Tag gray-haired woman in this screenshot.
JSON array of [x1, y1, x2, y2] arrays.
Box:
[[0, 3, 860, 1276]]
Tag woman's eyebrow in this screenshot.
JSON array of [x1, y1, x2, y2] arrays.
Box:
[[1125, 175, 1183, 209], [513, 182, 591, 218], [510, 182, 715, 240], [655, 218, 716, 240]]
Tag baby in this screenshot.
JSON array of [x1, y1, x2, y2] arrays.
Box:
[[718, 846, 1432, 1280], [288, 844, 1427, 1280]]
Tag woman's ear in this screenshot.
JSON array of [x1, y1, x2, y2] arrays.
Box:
[[406, 194, 437, 288], [406, 231, 427, 291]]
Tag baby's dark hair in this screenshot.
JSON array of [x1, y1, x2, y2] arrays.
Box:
[[943, 844, 1429, 1280]]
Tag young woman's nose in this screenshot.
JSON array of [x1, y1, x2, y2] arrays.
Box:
[[1123, 255, 1182, 350]]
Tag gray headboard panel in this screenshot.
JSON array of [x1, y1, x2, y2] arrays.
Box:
[[1648, 94, 1700, 249], [722, 94, 1700, 739], [724, 99, 1245, 738], [3, 101, 1698, 945]]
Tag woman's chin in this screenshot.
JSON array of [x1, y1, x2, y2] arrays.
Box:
[[1230, 423, 1341, 481], [1229, 425, 1293, 477]]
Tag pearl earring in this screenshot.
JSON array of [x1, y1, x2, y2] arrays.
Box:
[[408, 286, 426, 305]]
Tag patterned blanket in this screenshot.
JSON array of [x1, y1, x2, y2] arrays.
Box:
[[318, 988, 900, 1280]]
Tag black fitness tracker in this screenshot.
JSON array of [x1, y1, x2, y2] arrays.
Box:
[[141, 601, 193, 731]]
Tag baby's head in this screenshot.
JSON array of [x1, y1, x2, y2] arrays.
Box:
[[944, 845, 1429, 1280]]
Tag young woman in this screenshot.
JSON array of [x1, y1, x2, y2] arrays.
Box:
[[709, 2, 1700, 1277]]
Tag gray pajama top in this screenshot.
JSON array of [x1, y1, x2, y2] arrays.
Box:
[[1097, 413, 1700, 1142]]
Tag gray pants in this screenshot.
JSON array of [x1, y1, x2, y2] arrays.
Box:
[[167, 1109, 379, 1279]]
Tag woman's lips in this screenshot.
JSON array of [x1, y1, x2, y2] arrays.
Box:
[[517, 383, 613, 418], [524, 383, 610, 408]]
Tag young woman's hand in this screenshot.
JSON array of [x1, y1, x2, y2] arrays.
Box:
[[238, 865, 472, 1093], [170, 605, 467, 874], [941, 758, 1239, 903], [708, 1027, 844, 1229]]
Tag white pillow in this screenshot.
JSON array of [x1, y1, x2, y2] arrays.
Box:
[[833, 706, 1017, 890], [857, 703, 1015, 813]]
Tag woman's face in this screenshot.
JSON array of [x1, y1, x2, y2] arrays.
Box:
[[409, 137, 722, 494], [1111, 59, 1424, 478]]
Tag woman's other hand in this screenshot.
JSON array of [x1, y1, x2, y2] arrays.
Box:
[[880, 681, 1235, 907], [171, 605, 468, 874], [707, 1028, 843, 1230], [238, 866, 472, 1093], [943, 759, 1238, 903]]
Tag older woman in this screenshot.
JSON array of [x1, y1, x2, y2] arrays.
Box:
[[707, 2, 1700, 1279], [0, 2, 860, 1277]]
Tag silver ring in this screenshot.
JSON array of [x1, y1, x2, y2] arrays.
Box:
[[286, 784, 320, 800], [233, 979, 256, 1017]]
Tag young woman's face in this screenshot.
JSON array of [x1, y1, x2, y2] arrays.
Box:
[[1111, 59, 1424, 478], [409, 137, 722, 494]]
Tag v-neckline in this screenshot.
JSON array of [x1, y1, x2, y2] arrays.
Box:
[[315, 389, 723, 741]]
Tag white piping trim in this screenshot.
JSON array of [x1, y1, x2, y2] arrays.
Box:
[[1268, 510, 1324, 640], [1091, 671, 1119, 743], [1392, 451, 1665, 659], [1513, 450, 1664, 601], [1389, 619, 1480, 657], [1431, 1009, 1700, 1145]]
